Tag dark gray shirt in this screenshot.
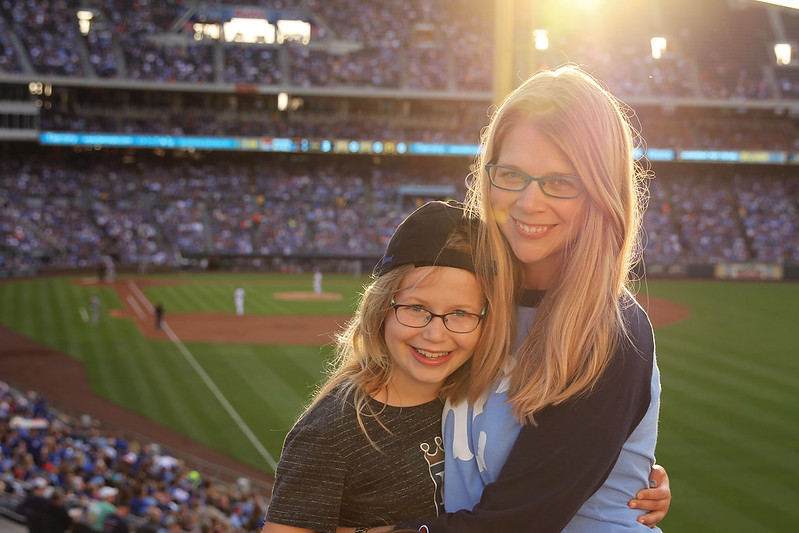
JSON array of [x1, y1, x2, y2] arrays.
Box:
[[266, 388, 444, 532]]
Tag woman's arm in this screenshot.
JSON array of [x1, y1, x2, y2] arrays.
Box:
[[337, 467, 671, 533]]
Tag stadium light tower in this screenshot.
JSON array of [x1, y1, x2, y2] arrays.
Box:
[[493, 1, 515, 105], [492, 0, 541, 104], [493, 0, 608, 103]]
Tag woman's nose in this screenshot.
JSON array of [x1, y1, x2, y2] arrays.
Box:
[[516, 181, 547, 211]]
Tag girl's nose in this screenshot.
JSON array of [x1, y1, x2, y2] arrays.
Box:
[[421, 315, 449, 341]]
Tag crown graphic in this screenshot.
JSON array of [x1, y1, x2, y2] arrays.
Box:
[[420, 436, 445, 467]]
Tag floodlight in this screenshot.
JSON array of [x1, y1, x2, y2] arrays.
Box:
[[774, 43, 792, 65], [193, 23, 220, 41], [277, 92, 289, 111], [77, 10, 93, 35], [224, 17, 276, 44], [651, 37, 667, 59], [276, 20, 311, 45], [533, 29, 549, 51]]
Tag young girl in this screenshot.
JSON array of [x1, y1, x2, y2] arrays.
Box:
[[262, 200, 498, 532]]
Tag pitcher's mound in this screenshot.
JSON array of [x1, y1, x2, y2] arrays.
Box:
[[273, 292, 343, 301]]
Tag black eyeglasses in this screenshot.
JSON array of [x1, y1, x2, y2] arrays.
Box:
[[486, 164, 584, 198], [391, 300, 485, 334]]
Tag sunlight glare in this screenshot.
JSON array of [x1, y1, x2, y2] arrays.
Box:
[[755, 0, 799, 9]]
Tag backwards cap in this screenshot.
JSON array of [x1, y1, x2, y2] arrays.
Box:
[[374, 200, 478, 276]]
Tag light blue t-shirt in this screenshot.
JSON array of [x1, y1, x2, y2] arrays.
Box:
[[443, 303, 662, 531]]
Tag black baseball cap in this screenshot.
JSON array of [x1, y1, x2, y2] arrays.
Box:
[[374, 200, 479, 276]]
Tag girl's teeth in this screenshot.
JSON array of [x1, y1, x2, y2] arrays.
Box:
[[417, 348, 447, 359]]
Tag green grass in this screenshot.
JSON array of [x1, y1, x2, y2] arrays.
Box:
[[643, 280, 799, 531], [141, 272, 364, 315], [0, 273, 351, 472], [1, 275, 797, 531]]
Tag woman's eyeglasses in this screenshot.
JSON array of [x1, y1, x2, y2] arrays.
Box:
[[486, 164, 584, 199]]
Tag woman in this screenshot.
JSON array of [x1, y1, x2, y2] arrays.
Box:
[[391, 65, 666, 532]]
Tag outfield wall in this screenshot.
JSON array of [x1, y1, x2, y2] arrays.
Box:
[[645, 262, 799, 281], [7, 256, 799, 282]]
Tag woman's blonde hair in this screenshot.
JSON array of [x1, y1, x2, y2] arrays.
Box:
[[465, 64, 648, 422], [306, 218, 504, 440]]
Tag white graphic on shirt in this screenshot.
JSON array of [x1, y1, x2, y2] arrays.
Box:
[[447, 357, 517, 473], [421, 436, 445, 514], [449, 400, 475, 462], [476, 430, 488, 472]]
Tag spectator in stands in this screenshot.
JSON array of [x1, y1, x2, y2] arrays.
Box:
[[83, 486, 118, 531], [15, 480, 73, 533], [161, 514, 182, 533], [43, 487, 73, 533], [15, 477, 50, 533], [102, 496, 131, 533], [133, 506, 161, 533]]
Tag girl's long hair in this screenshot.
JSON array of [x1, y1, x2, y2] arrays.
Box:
[[465, 65, 648, 422]]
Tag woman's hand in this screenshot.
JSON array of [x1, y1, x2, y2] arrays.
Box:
[[628, 464, 671, 527]]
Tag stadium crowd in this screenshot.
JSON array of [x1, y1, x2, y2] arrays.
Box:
[[0, 149, 474, 274], [1, 148, 798, 277], [0, 380, 269, 532], [1, 0, 797, 102], [7, 1, 796, 151]]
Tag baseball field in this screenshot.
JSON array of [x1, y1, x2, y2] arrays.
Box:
[[0, 273, 797, 531]]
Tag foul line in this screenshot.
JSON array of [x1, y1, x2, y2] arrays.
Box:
[[127, 281, 277, 470], [126, 295, 146, 320], [128, 281, 152, 312]]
